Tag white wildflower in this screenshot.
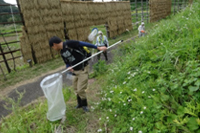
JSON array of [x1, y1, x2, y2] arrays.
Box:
[[132, 118, 135, 121], [110, 90, 114, 93], [138, 131, 142, 133], [124, 103, 126, 106], [108, 98, 111, 101], [120, 92, 122, 94], [140, 111, 143, 114], [123, 81, 126, 84], [142, 91, 145, 94], [152, 89, 155, 91], [133, 88, 137, 91], [128, 71, 131, 74], [97, 129, 102, 132], [106, 117, 109, 119], [109, 109, 112, 112], [130, 127, 133, 131], [115, 114, 117, 117], [148, 96, 151, 98], [144, 107, 146, 109], [99, 118, 101, 120]]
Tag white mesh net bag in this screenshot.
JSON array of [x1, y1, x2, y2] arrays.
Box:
[[88, 28, 98, 41], [40, 73, 66, 121]]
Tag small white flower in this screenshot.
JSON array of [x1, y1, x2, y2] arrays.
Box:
[[124, 103, 126, 106], [108, 98, 111, 101], [110, 90, 114, 93], [148, 71, 151, 74], [186, 18, 189, 20], [148, 96, 151, 98], [152, 89, 155, 91], [128, 99, 132, 102], [128, 77, 131, 79], [132, 118, 135, 121], [106, 117, 109, 119], [138, 131, 142, 133], [109, 109, 112, 112], [144, 107, 146, 109], [131, 74, 135, 77], [161, 43, 163, 45], [142, 91, 145, 94], [114, 114, 117, 117], [133, 88, 137, 91], [128, 71, 131, 74], [115, 85, 117, 88], [97, 129, 102, 132], [130, 127, 133, 131], [123, 81, 126, 84], [120, 92, 122, 94], [99, 118, 101, 120], [140, 111, 143, 114]]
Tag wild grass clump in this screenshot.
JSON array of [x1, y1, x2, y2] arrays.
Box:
[[97, 2, 200, 133], [0, 88, 71, 133]]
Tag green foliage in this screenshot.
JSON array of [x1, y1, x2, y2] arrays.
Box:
[[0, 0, 21, 23], [91, 60, 108, 78], [1, 2, 200, 133], [96, 2, 200, 132], [0, 87, 71, 133]]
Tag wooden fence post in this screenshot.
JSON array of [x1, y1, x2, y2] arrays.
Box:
[[141, 0, 144, 22], [135, 0, 138, 28], [0, 43, 11, 73], [173, 0, 176, 15], [146, 0, 149, 24]]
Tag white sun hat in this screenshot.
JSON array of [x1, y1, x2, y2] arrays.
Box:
[[98, 31, 103, 34]]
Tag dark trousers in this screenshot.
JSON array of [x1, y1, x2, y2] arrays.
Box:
[[97, 50, 108, 61]]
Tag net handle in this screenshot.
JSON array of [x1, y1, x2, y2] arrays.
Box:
[[61, 40, 123, 74]]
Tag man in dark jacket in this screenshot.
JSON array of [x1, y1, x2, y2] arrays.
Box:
[[49, 36, 107, 112]]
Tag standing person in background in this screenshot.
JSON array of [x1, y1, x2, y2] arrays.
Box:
[[95, 31, 109, 61], [49, 36, 107, 112], [138, 22, 146, 37]]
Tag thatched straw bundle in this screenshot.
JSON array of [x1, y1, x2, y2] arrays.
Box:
[[22, 9, 40, 19], [20, 36, 33, 62], [47, 0, 61, 8], [150, 0, 171, 22], [29, 25, 46, 34], [68, 29, 78, 40], [42, 15, 63, 24], [18, 0, 36, 10], [66, 22, 75, 29], [20, 26, 33, 62], [76, 27, 90, 41], [61, 1, 74, 15], [37, 0, 49, 9], [74, 20, 84, 28]]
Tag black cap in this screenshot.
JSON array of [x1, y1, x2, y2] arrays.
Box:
[[49, 36, 62, 47]]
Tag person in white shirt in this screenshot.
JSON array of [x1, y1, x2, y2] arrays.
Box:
[[138, 22, 145, 37], [95, 31, 109, 61]]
